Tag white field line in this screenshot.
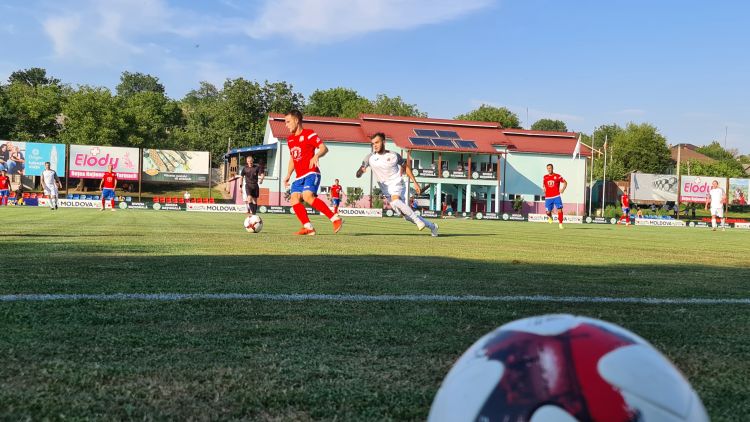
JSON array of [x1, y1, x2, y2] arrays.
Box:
[[1, 293, 749, 305]]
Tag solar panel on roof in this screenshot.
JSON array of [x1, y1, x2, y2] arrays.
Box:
[[455, 140, 477, 149], [409, 137, 434, 146], [431, 138, 456, 147], [414, 129, 438, 137], [436, 130, 460, 139]]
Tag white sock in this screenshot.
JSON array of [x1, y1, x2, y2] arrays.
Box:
[[712, 216, 716, 228], [304, 222, 313, 229]]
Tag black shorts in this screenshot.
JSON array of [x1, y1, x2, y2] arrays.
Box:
[[244, 183, 259, 199]]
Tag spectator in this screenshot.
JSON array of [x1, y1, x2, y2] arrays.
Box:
[[184, 190, 191, 202], [636, 207, 644, 218], [0, 142, 9, 171]]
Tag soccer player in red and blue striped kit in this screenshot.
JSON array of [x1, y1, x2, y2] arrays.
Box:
[[282, 110, 343, 236], [543, 164, 567, 229]]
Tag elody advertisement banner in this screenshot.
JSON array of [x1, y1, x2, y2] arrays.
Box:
[[69, 145, 139, 180], [679, 176, 728, 203], [142, 149, 210, 183], [0, 140, 65, 176]]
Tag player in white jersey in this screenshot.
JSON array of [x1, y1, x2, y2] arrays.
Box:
[[41, 161, 62, 210], [705, 180, 727, 231], [356, 132, 438, 236]]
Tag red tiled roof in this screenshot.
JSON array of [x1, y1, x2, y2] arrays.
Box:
[[268, 113, 368, 143], [266, 113, 589, 156], [669, 145, 715, 163], [500, 130, 591, 157]]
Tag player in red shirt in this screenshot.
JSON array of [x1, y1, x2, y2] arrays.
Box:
[[282, 110, 343, 235], [330, 179, 342, 214], [0, 169, 12, 206], [618, 191, 631, 225], [99, 164, 118, 211], [543, 163, 567, 229]]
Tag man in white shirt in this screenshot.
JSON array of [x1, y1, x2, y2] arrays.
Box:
[[705, 180, 727, 231], [41, 161, 62, 210], [356, 132, 438, 236]]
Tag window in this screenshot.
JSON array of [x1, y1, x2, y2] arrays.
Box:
[[320, 186, 331, 194], [534, 195, 543, 202], [411, 159, 421, 169]]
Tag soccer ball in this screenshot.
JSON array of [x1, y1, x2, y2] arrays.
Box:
[[243, 215, 263, 233], [428, 314, 708, 422]]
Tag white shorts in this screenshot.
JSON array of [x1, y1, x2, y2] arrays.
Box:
[[710, 206, 724, 218], [379, 180, 405, 199], [44, 188, 58, 197]]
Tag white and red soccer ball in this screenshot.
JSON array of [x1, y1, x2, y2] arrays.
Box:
[[429, 314, 708, 422], [243, 215, 263, 233]]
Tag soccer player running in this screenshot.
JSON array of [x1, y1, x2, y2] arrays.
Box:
[[705, 180, 727, 231], [0, 169, 11, 206], [356, 132, 438, 236], [99, 164, 117, 211], [229, 156, 264, 215], [330, 179, 342, 214], [282, 110, 343, 235], [41, 162, 62, 210], [543, 163, 567, 229], [618, 189, 631, 225]]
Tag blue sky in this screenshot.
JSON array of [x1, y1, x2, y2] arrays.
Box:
[[1, 0, 749, 153]]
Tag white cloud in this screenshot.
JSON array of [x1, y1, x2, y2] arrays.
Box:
[[245, 0, 495, 43], [43, 15, 81, 57]]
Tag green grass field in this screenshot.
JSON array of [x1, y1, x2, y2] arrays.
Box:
[[1, 208, 748, 421]]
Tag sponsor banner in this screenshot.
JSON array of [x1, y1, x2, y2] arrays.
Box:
[[476, 212, 500, 220], [528, 213, 584, 224], [337, 207, 382, 217], [152, 203, 182, 211], [729, 178, 749, 206], [472, 171, 497, 180], [584, 216, 616, 224], [0, 140, 65, 176], [680, 176, 728, 203], [630, 173, 678, 202], [419, 210, 440, 218], [187, 203, 246, 213], [142, 149, 210, 183], [413, 168, 438, 178], [635, 218, 686, 227], [122, 202, 148, 210], [259, 205, 287, 214], [734, 222, 750, 229], [38, 198, 117, 209], [688, 221, 711, 228], [442, 170, 467, 179], [69, 145, 139, 180]]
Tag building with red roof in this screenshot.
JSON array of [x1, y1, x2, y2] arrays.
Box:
[[225, 113, 591, 215]]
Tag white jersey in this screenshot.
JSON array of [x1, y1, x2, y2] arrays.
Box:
[[362, 150, 405, 185], [42, 169, 59, 193], [708, 187, 725, 208]]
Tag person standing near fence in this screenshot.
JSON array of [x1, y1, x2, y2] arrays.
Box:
[[41, 162, 62, 210], [0, 169, 11, 206], [99, 164, 117, 211], [706, 180, 727, 231]]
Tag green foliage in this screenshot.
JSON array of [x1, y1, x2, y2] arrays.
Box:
[[116, 71, 165, 97], [8, 67, 60, 87], [4, 79, 64, 139], [696, 141, 735, 161], [119, 91, 184, 149], [58, 86, 125, 146], [371, 94, 426, 117], [512, 196, 524, 212], [306, 87, 371, 118], [454, 104, 520, 128], [345, 187, 363, 206], [531, 118, 567, 132], [371, 187, 384, 208], [590, 123, 671, 181], [679, 159, 746, 178]]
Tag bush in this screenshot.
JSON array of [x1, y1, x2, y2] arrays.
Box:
[[512, 196, 524, 213], [372, 187, 384, 209]]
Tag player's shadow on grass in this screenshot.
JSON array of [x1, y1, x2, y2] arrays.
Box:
[[2, 247, 748, 300], [0, 233, 145, 238], [346, 232, 494, 237]]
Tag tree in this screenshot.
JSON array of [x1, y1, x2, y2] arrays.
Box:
[[119, 91, 183, 149], [371, 94, 426, 117], [305, 87, 371, 118], [0, 86, 13, 138], [454, 104, 520, 128], [590, 124, 625, 180], [696, 141, 736, 161], [680, 159, 745, 178], [531, 118, 567, 132], [58, 86, 126, 146], [4, 79, 65, 140], [260, 81, 305, 115], [614, 123, 672, 175], [8, 67, 60, 87], [116, 71, 165, 97]]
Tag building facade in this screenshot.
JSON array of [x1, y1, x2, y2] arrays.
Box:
[[224, 114, 591, 214]]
